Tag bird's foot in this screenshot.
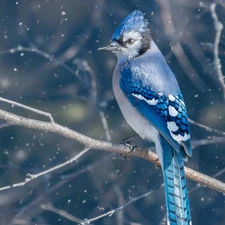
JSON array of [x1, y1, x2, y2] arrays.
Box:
[[121, 134, 139, 143], [154, 157, 161, 169], [120, 134, 138, 153], [121, 140, 136, 153]]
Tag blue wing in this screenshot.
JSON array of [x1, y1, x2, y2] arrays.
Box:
[[120, 65, 192, 158]]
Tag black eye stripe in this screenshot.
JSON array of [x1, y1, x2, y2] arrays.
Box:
[[112, 37, 127, 48], [113, 36, 138, 48], [117, 38, 133, 46]]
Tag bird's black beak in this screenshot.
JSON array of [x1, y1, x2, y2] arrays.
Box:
[[98, 41, 120, 52]]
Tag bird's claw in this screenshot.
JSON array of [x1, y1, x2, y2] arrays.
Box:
[[154, 157, 161, 169], [121, 140, 136, 153], [120, 134, 138, 153], [120, 136, 137, 158]]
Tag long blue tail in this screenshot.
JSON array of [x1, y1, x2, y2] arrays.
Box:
[[159, 135, 192, 225]]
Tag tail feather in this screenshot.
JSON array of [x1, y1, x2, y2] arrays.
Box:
[[158, 135, 191, 225]]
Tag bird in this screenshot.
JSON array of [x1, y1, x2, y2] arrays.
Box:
[[98, 10, 192, 225]]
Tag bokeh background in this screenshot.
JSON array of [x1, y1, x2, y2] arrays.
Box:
[[0, 0, 225, 224]]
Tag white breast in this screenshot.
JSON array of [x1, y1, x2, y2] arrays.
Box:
[[112, 65, 159, 143]]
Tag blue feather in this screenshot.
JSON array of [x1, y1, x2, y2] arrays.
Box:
[[159, 135, 191, 225], [119, 61, 192, 224], [100, 9, 193, 224], [120, 64, 192, 158], [112, 10, 148, 42]]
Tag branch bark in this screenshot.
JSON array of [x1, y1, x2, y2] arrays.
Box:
[[0, 108, 225, 194]]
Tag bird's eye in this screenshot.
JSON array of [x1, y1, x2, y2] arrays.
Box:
[[127, 38, 135, 44]]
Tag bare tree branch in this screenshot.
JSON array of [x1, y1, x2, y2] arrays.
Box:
[[114, 185, 125, 225], [0, 104, 225, 194], [40, 204, 87, 224], [10, 154, 109, 224], [0, 108, 127, 154], [156, 0, 206, 90], [0, 96, 54, 123], [79, 185, 163, 225], [0, 147, 90, 192], [210, 3, 225, 98], [99, 109, 111, 141], [0, 45, 82, 81], [189, 118, 225, 136], [40, 184, 162, 225]]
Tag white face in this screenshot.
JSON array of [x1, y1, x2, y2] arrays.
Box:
[[115, 31, 143, 59]]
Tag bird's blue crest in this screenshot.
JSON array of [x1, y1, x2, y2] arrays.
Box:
[[112, 10, 149, 41]]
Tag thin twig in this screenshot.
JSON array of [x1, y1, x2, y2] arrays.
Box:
[[0, 147, 89, 192], [189, 118, 225, 136], [0, 96, 55, 123], [210, 3, 225, 98], [0, 122, 11, 129], [40, 204, 88, 224], [41, 185, 162, 225], [0, 45, 81, 81], [11, 153, 110, 224], [99, 109, 111, 141], [156, 0, 206, 90], [79, 184, 163, 224], [114, 186, 125, 225], [192, 136, 225, 149]]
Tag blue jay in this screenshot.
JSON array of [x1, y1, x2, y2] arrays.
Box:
[[99, 10, 192, 225]]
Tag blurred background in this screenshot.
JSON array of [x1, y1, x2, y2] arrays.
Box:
[[0, 0, 225, 224]]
